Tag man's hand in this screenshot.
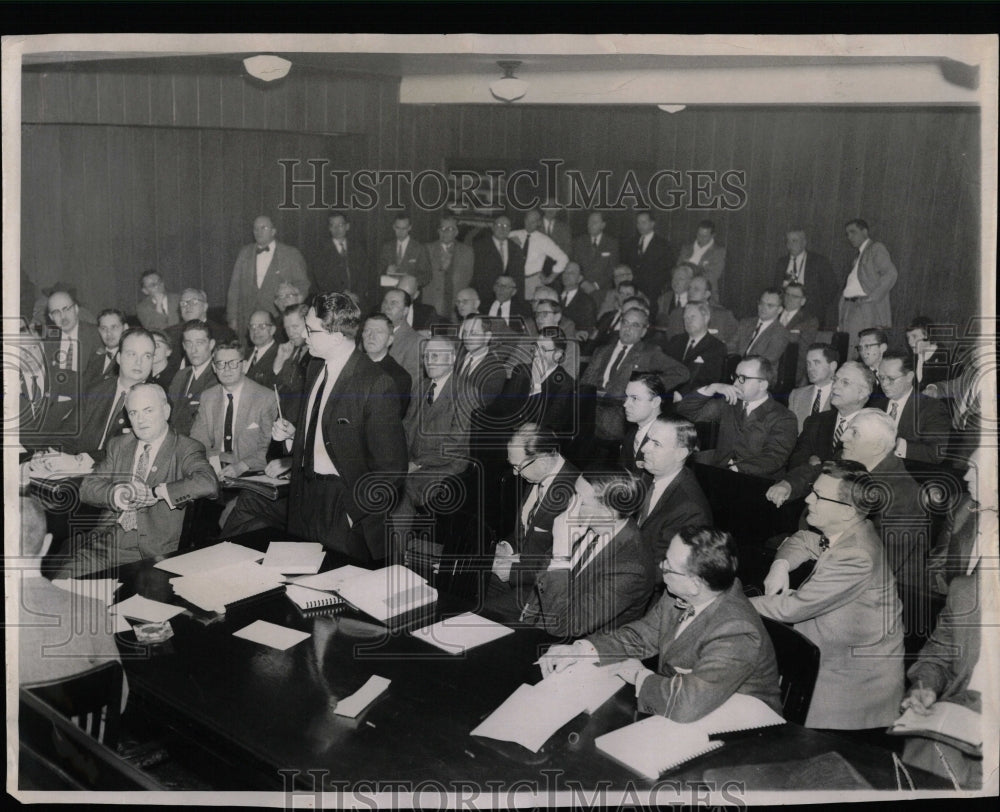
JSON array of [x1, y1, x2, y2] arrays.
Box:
[[700, 382, 739, 405], [271, 417, 296, 442], [612, 658, 646, 684], [408, 461, 421, 473], [766, 480, 792, 507], [575, 330, 590, 343], [763, 560, 790, 596], [580, 280, 596, 295], [900, 687, 937, 716], [538, 644, 582, 677], [220, 463, 243, 480], [264, 458, 292, 478], [922, 384, 940, 398], [113, 481, 158, 511]]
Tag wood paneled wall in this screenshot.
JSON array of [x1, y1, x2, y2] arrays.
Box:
[[398, 105, 982, 332]]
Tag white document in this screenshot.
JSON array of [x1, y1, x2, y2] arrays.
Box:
[[410, 612, 515, 654], [470, 683, 583, 753], [108, 594, 185, 622], [291, 564, 371, 592], [687, 693, 786, 735], [154, 541, 264, 576], [536, 661, 626, 714], [334, 674, 392, 718], [595, 715, 723, 781], [52, 578, 122, 605], [169, 561, 285, 613], [233, 620, 310, 651], [261, 541, 326, 574], [335, 565, 437, 623]]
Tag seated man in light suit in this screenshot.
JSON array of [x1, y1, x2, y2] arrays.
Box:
[[135, 270, 181, 331], [541, 525, 781, 723], [675, 219, 726, 296], [777, 282, 819, 386], [752, 460, 905, 732], [734, 288, 791, 367], [56, 383, 219, 578], [787, 343, 839, 434]]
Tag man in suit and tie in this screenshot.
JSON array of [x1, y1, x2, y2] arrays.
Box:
[[623, 210, 676, 304], [557, 262, 597, 336], [135, 270, 181, 331], [635, 417, 713, 562], [14, 327, 75, 449], [165, 288, 237, 359], [753, 460, 905, 731], [276, 293, 407, 563], [572, 211, 619, 297], [226, 215, 310, 336], [270, 303, 312, 424], [485, 424, 580, 621], [734, 288, 791, 367], [510, 209, 569, 301], [586, 281, 639, 354], [773, 229, 838, 330], [676, 355, 798, 479], [838, 218, 899, 352], [664, 302, 727, 394], [423, 215, 474, 321], [856, 326, 888, 379], [620, 373, 667, 474], [778, 282, 819, 386], [595, 264, 635, 320], [312, 211, 368, 302], [381, 288, 423, 384], [471, 215, 525, 298], [45, 288, 102, 399], [395, 274, 440, 331], [167, 321, 218, 437], [541, 525, 781, 723], [519, 468, 657, 638], [540, 200, 573, 256], [661, 275, 739, 353], [243, 310, 280, 388], [360, 313, 412, 419], [454, 314, 509, 429], [82, 309, 127, 391], [580, 308, 689, 457], [378, 212, 432, 289], [876, 351, 952, 464], [485, 275, 532, 333], [56, 382, 219, 578], [653, 265, 693, 330], [905, 316, 951, 390], [787, 343, 840, 433], [675, 219, 726, 299]]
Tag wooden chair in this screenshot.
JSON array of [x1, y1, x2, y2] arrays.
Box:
[[24, 661, 124, 748], [760, 616, 820, 726]]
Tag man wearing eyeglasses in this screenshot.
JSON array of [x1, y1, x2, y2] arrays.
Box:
[[425, 216, 474, 321], [164, 288, 236, 364], [855, 327, 889, 397], [45, 289, 102, 396], [874, 351, 952, 464], [752, 460, 905, 732], [676, 355, 797, 479]]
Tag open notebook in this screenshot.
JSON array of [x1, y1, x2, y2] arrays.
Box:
[[888, 701, 982, 756]]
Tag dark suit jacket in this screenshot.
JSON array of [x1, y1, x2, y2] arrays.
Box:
[[497, 363, 576, 436], [375, 353, 412, 418], [409, 302, 439, 332], [664, 332, 727, 394], [49, 322, 102, 399], [64, 376, 134, 460], [735, 317, 791, 366], [525, 520, 656, 638], [622, 232, 676, 303], [781, 308, 819, 386], [167, 363, 218, 438], [571, 233, 620, 294], [404, 373, 471, 505], [560, 287, 598, 333], [583, 308, 623, 354], [472, 236, 525, 298], [876, 392, 952, 464], [78, 429, 219, 561], [136, 293, 182, 331], [773, 250, 839, 328], [637, 466, 713, 561], [244, 342, 280, 389], [273, 345, 311, 425], [912, 348, 951, 390], [783, 408, 841, 498], [424, 241, 474, 319], [226, 241, 310, 334], [618, 425, 647, 475], [311, 239, 368, 300], [677, 394, 798, 479], [591, 580, 782, 721], [484, 296, 533, 334], [660, 303, 739, 353], [378, 238, 431, 287], [289, 354, 408, 558], [82, 349, 119, 392]]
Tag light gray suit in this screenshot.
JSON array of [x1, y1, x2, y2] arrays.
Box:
[[190, 378, 278, 473]]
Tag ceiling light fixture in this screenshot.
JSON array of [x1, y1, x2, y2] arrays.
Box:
[[243, 54, 292, 82], [657, 104, 687, 114], [490, 61, 528, 103]]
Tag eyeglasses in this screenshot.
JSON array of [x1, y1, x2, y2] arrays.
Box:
[[249, 323, 273, 331], [304, 325, 326, 335], [213, 359, 243, 370], [735, 374, 766, 384], [179, 298, 206, 307], [512, 457, 538, 475], [808, 488, 852, 507], [878, 373, 908, 385], [855, 343, 881, 351], [48, 304, 76, 319]]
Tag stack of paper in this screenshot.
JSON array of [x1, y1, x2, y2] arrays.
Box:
[[471, 683, 584, 753], [534, 661, 626, 714], [285, 583, 347, 611], [334, 565, 437, 623], [154, 541, 263, 576], [333, 675, 391, 718], [53, 578, 122, 605], [169, 560, 285, 613], [108, 594, 185, 622], [888, 701, 982, 754], [261, 541, 325, 574], [595, 716, 723, 780], [410, 613, 514, 654], [233, 620, 310, 651], [291, 564, 370, 592]]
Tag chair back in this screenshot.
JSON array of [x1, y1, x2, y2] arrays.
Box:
[[774, 342, 799, 395], [830, 331, 850, 365], [723, 353, 742, 383], [24, 660, 124, 747], [760, 616, 820, 726]]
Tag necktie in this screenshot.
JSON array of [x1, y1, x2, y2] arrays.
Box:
[[99, 390, 127, 451], [159, 298, 169, 316], [499, 240, 508, 270], [336, 240, 345, 255], [818, 535, 830, 551], [441, 242, 453, 269], [675, 597, 695, 621], [638, 483, 655, 526], [337, 241, 351, 289], [397, 241, 404, 264], [247, 349, 258, 371], [461, 353, 473, 378], [119, 443, 151, 532], [524, 484, 542, 533], [561, 290, 569, 305], [223, 393, 234, 453], [183, 367, 196, 398], [745, 322, 762, 354], [256, 245, 270, 255], [811, 388, 822, 415], [790, 255, 800, 283], [683, 338, 697, 363], [593, 236, 599, 250], [889, 401, 899, 421], [638, 235, 645, 256], [302, 367, 329, 469], [426, 380, 437, 406], [833, 416, 846, 450], [523, 233, 531, 258], [63, 340, 74, 372], [604, 344, 627, 386], [570, 528, 598, 575], [102, 352, 114, 374]]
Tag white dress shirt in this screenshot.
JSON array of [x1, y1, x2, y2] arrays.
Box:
[[255, 240, 275, 288], [509, 229, 568, 276], [59, 324, 80, 371], [688, 238, 714, 266], [306, 343, 354, 475], [842, 238, 871, 297]]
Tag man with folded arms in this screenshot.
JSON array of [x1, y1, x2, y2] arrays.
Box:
[[540, 525, 781, 722], [752, 460, 905, 732]]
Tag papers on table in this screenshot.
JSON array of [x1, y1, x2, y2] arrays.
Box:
[[53, 578, 121, 605], [334, 565, 437, 623], [690, 693, 786, 735], [154, 541, 263, 576], [595, 715, 723, 780], [261, 541, 325, 574], [27, 451, 94, 480], [291, 564, 370, 593], [233, 620, 311, 651], [410, 612, 514, 654], [889, 701, 982, 754], [169, 560, 286, 613], [333, 675, 391, 718], [111, 613, 133, 634], [109, 594, 185, 623], [471, 683, 584, 753], [285, 584, 346, 611], [535, 661, 626, 714]]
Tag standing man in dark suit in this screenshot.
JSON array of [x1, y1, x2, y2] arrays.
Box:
[[361, 313, 412, 418], [378, 212, 431, 289], [135, 270, 181, 331], [45, 288, 102, 400], [278, 292, 407, 563], [82, 309, 127, 391], [676, 355, 798, 479], [876, 351, 953, 464], [471, 215, 525, 299], [838, 218, 899, 352], [735, 288, 792, 367], [773, 229, 839, 329], [226, 215, 310, 337], [623, 210, 676, 304], [635, 417, 713, 562], [664, 302, 727, 394], [56, 383, 219, 578], [312, 211, 368, 302], [572, 211, 619, 296], [167, 321, 217, 437], [424, 215, 474, 322], [558, 262, 597, 336], [778, 283, 819, 386]]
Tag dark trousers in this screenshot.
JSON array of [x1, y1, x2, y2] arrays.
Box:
[[287, 474, 380, 564], [221, 492, 288, 537]]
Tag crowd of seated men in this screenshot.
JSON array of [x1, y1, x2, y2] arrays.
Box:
[[15, 207, 993, 785]]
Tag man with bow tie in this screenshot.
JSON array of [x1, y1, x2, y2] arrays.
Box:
[[226, 214, 309, 336], [82, 308, 128, 391], [540, 525, 781, 723], [753, 460, 905, 731]]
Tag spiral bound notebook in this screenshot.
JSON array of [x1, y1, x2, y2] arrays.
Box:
[[285, 584, 347, 612], [595, 716, 724, 780]]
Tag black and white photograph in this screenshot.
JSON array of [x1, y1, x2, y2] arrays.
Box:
[[3, 30, 997, 806]]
